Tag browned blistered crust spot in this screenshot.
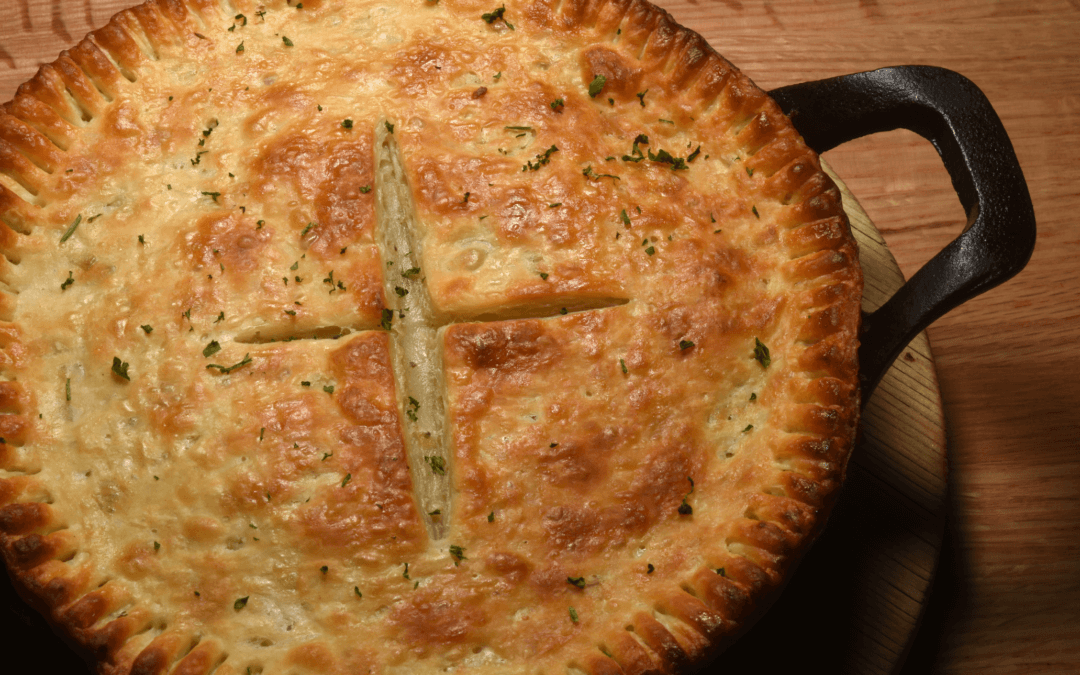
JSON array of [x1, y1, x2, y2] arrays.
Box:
[[581, 46, 644, 100], [390, 582, 490, 652]]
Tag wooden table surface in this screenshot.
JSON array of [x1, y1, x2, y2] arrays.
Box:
[[2, 1, 1078, 673]]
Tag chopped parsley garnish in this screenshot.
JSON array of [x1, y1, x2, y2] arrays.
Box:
[[620, 358, 628, 374], [679, 339, 695, 350], [153, 541, 160, 551], [354, 587, 362, 598], [60, 271, 74, 291], [549, 202, 561, 208], [403, 563, 410, 580], [426, 455, 446, 475], [290, 261, 299, 271], [320, 565, 328, 574], [567, 576, 586, 589], [206, 354, 253, 374], [282, 36, 294, 47], [750, 392, 757, 401], [407, 396, 420, 422], [359, 185, 371, 194], [402, 267, 421, 278], [550, 98, 564, 111], [746, 166, 754, 177], [645, 245, 655, 256], [201, 191, 221, 202], [301, 222, 317, 237], [753, 338, 771, 368], [648, 148, 689, 170], [111, 357, 130, 381], [481, 5, 514, 29], [191, 151, 207, 166], [236, 41, 244, 53], [687, 145, 702, 162], [588, 74, 607, 98], [341, 119, 353, 129], [539, 272, 549, 280], [259, 427, 265, 441], [341, 473, 352, 487], [620, 209, 631, 225], [203, 340, 221, 358], [323, 385, 335, 395], [678, 477, 694, 515], [743, 424, 754, 433], [523, 145, 558, 171], [449, 545, 467, 565], [636, 90, 648, 107], [284, 309, 297, 316], [301, 381, 311, 387], [65, 378, 71, 401], [215, 312, 225, 323], [380, 308, 394, 331], [752, 205, 760, 218], [385, 121, 394, 134], [59, 214, 82, 244], [395, 286, 409, 297], [716, 567, 726, 577], [138, 234, 146, 244], [233, 596, 249, 611], [140, 324, 153, 333], [504, 125, 533, 132], [569, 607, 579, 622], [488, 511, 495, 523], [659, 118, 675, 124], [582, 165, 620, 181]]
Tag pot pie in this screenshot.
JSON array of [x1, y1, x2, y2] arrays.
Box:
[[0, 0, 863, 673]]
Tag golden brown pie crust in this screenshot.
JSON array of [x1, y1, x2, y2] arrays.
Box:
[[0, 1, 862, 673]]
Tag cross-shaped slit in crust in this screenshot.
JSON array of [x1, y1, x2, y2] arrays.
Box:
[[373, 123, 628, 540]]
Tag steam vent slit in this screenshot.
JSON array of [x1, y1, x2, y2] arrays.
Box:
[[374, 121, 452, 540]]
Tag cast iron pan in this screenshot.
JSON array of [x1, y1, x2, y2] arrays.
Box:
[[0, 66, 1036, 674]]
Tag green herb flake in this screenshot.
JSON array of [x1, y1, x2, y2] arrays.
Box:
[[678, 477, 694, 515], [402, 267, 421, 278], [138, 234, 146, 245], [645, 245, 655, 256], [259, 427, 265, 441], [426, 455, 446, 476], [403, 563, 410, 580], [481, 5, 514, 29], [750, 392, 757, 402], [233, 596, 249, 611], [569, 607, 579, 622], [716, 567, 726, 577], [550, 98, 564, 111], [301, 222, 317, 237], [323, 385, 335, 395], [203, 340, 221, 358], [753, 338, 771, 368], [549, 202, 562, 208], [359, 184, 371, 194], [488, 511, 495, 523], [236, 41, 244, 53], [60, 271, 74, 291], [752, 205, 760, 218], [539, 272, 549, 280], [620, 209, 631, 226], [636, 89, 648, 107], [282, 36, 294, 47], [743, 424, 754, 433], [523, 144, 558, 171], [354, 587, 362, 598], [679, 339, 695, 351], [588, 74, 607, 98], [341, 473, 352, 488], [111, 357, 130, 381], [687, 145, 702, 162], [59, 214, 82, 244], [341, 118, 353, 129], [567, 576, 586, 589], [582, 165, 620, 181], [385, 121, 395, 134], [206, 354, 253, 375], [201, 191, 221, 202], [380, 308, 394, 331], [394, 286, 409, 297], [65, 378, 71, 401], [154, 541, 161, 551], [620, 358, 628, 374], [320, 565, 328, 574], [449, 545, 467, 565]]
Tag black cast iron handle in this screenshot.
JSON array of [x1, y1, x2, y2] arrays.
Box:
[[767, 66, 1036, 401]]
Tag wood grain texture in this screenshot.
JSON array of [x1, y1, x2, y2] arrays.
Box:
[[2, 1, 1079, 673]]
